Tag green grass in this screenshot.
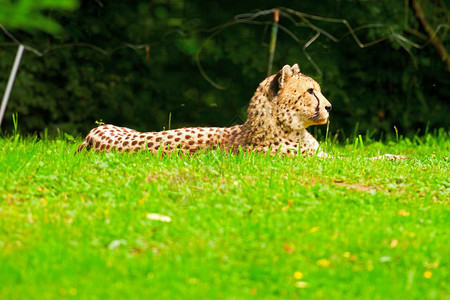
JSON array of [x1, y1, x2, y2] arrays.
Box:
[[0, 131, 448, 299]]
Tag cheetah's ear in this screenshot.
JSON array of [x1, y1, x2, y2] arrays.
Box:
[[291, 64, 300, 74], [269, 65, 293, 96], [279, 64, 294, 88]]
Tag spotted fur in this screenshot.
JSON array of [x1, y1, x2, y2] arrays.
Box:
[[76, 64, 332, 156]]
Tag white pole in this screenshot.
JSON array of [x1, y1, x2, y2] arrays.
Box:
[[0, 44, 25, 127]]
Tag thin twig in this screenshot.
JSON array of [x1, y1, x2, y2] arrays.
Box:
[[0, 24, 152, 58]]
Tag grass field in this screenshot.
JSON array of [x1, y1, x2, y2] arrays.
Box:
[[0, 130, 448, 299]]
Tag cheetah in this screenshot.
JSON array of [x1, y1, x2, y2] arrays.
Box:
[[76, 64, 406, 160], [76, 64, 329, 156]]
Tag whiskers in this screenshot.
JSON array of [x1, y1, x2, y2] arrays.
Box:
[[310, 110, 329, 124], [311, 111, 321, 122]]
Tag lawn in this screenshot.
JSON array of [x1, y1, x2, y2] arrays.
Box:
[[0, 131, 448, 299]]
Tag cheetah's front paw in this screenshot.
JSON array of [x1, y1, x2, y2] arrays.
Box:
[[368, 154, 409, 161]]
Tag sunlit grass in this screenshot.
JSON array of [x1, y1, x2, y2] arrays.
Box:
[[0, 131, 448, 299]]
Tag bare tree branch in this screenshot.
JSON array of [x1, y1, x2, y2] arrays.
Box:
[[411, 0, 450, 71]]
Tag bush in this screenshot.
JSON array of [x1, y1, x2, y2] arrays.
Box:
[[0, 0, 448, 137]]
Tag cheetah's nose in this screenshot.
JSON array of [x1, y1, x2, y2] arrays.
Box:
[[325, 105, 332, 112]]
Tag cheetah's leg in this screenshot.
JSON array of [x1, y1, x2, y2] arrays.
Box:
[[260, 138, 325, 157]]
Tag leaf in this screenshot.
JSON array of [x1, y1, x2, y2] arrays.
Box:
[[379, 256, 392, 262], [0, 0, 78, 34], [108, 239, 127, 250], [146, 213, 171, 222]]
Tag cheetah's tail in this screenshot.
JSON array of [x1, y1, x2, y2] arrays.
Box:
[[75, 144, 85, 154], [74, 138, 92, 154]]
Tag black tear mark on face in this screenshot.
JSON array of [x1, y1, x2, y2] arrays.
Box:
[[315, 100, 320, 112], [269, 72, 281, 97], [311, 90, 320, 112], [309, 89, 322, 122]]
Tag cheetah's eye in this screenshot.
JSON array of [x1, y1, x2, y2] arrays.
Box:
[[307, 88, 314, 95]]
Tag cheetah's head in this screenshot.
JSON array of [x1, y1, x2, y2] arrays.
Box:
[[269, 64, 332, 130]]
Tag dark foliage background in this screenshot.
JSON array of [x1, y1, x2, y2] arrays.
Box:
[[0, 0, 448, 138]]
